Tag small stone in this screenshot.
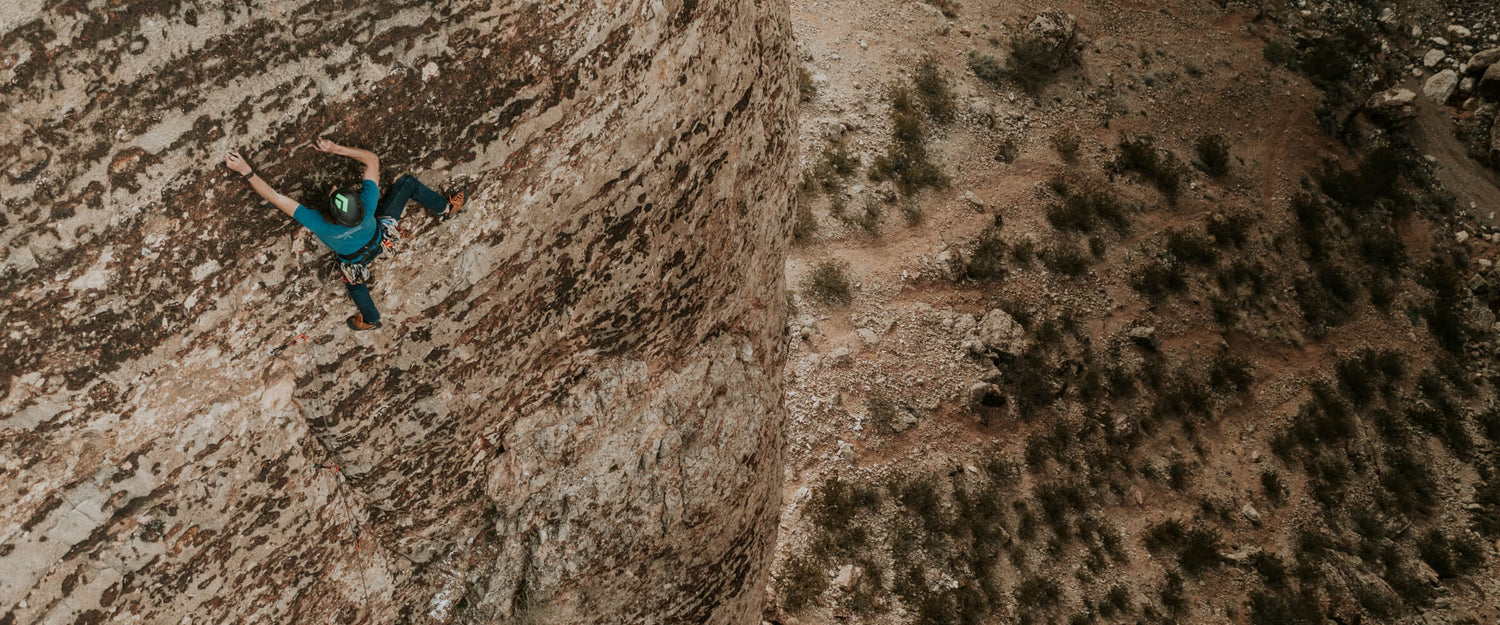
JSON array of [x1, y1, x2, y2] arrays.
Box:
[[1456, 231, 1470, 243], [1412, 25, 1423, 38], [1242, 503, 1262, 525], [1423, 49, 1446, 68], [1479, 259, 1493, 269], [1431, 37, 1450, 47], [1251, 450, 1262, 462], [1447, 25, 1471, 39], [963, 190, 985, 209], [857, 328, 879, 347], [833, 564, 861, 589], [830, 347, 853, 367]]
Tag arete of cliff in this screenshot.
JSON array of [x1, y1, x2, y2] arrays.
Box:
[[0, 1, 794, 623]]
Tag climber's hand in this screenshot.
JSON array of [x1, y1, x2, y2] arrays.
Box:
[[315, 139, 344, 155], [224, 151, 252, 176]]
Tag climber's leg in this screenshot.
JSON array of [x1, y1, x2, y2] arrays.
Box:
[[345, 282, 382, 330], [376, 174, 450, 220]]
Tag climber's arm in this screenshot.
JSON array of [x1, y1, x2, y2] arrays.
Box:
[[224, 151, 299, 217], [315, 139, 380, 183]]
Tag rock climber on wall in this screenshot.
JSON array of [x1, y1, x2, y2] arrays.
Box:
[[223, 140, 465, 331]]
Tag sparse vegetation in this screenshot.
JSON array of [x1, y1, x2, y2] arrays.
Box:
[[1194, 134, 1231, 177], [913, 56, 955, 123], [798, 64, 817, 102], [802, 260, 854, 306], [869, 85, 947, 195], [1116, 135, 1184, 204], [968, 51, 1006, 87], [1051, 131, 1081, 163]]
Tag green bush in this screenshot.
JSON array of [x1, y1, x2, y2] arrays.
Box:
[[802, 260, 854, 306]]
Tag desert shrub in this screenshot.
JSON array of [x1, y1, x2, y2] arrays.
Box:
[[792, 204, 818, 243], [1262, 39, 1296, 67], [1208, 355, 1253, 394], [1419, 253, 1469, 353], [1046, 186, 1130, 233], [869, 85, 947, 194], [1165, 229, 1218, 266], [798, 64, 818, 102], [1014, 575, 1061, 608], [780, 555, 828, 611], [1158, 571, 1187, 614], [1479, 407, 1500, 442], [1248, 589, 1320, 625], [1116, 135, 1184, 204], [1178, 527, 1224, 575], [839, 198, 883, 234], [968, 51, 1006, 87], [902, 201, 924, 226], [1294, 265, 1359, 337], [866, 392, 901, 433], [1044, 243, 1091, 277], [993, 137, 1019, 163], [913, 56, 955, 123], [924, 0, 958, 18], [1416, 529, 1485, 578], [1334, 349, 1405, 407], [802, 260, 854, 306], [1051, 131, 1081, 163], [1144, 519, 1187, 552], [1260, 470, 1286, 503], [804, 143, 859, 195], [958, 219, 1008, 281], [898, 478, 946, 533], [1099, 585, 1131, 617], [813, 477, 883, 529], [1010, 237, 1035, 267], [1131, 260, 1187, 301], [1206, 213, 1253, 248], [1194, 134, 1231, 177]]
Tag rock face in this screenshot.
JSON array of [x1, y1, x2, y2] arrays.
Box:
[[0, 2, 794, 624]]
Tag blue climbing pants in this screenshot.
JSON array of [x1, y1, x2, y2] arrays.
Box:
[[343, 174, 449, 324]]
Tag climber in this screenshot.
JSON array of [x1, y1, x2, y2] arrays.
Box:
[[223, 140, 465, 331]]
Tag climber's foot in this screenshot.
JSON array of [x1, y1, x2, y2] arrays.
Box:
[[347, 314, 382, 331], [437, 189, 466, 221]]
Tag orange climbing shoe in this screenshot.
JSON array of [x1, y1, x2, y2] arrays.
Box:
[[438, 190, 466, 221], [347, 314, 382, 331]]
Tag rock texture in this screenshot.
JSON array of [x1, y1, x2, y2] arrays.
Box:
[[0, 1, 794, 624]]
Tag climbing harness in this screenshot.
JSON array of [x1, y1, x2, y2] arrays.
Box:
[[334, 218, 406, 285]]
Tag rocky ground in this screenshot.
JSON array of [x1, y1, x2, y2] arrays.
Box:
[[769, 0, 1500, 624]]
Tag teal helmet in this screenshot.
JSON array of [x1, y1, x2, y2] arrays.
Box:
[[324, 186, 365, 227]]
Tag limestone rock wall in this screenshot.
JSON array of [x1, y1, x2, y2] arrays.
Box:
[[0, 1, 793, 623]]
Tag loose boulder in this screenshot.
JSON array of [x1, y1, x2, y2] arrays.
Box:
[[1467, 48, 1500, 75], [1365, 88, 1418, 124], [977, 309, 1028, 357], [1013, 10, 1079, 74], [1424, 69, 1460, 103], [1482, 63, 1500, 100]]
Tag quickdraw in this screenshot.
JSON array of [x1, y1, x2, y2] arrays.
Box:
[[269, 332, 309, 356]]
